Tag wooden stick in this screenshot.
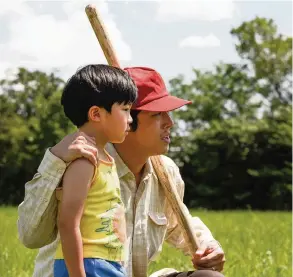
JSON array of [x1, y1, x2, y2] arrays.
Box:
[[151, 155, 200, 253], [85, 4, 200, 255], [85, 4, 120, 68]]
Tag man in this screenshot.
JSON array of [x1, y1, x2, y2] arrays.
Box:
[[18, 67, 226, 277]]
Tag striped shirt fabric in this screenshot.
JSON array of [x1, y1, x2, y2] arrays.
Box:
[[17, 144, 216, 277]]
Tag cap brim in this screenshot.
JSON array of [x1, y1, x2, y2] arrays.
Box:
[[132, 95, 191, 112]]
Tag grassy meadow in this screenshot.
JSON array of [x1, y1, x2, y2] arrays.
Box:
[[0, 207, 291, 277]]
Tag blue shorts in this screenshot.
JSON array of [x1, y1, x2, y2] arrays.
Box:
[[54, 258, 127, 277]]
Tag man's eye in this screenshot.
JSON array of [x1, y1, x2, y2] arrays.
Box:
[[153, 112, 162, 116]]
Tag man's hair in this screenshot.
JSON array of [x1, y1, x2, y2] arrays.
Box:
[[61, 64, 137, 127], [130, 110, 141, 132]]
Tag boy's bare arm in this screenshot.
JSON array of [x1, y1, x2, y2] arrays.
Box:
[[58, 158, 95, 277]]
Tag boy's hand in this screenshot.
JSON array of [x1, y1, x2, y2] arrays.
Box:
[[51, 131, 98, 165]]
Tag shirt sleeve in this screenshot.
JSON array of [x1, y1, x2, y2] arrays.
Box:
[[163, 156, 216, 255], [17, 148, 66, 249]]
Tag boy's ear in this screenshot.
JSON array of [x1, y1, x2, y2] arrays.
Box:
[[88, 106, 101, 122]]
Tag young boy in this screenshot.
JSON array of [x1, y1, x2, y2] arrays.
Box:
[[53, 64, 137, 277]]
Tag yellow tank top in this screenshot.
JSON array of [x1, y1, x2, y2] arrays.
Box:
[[55, 157, 126, 262]]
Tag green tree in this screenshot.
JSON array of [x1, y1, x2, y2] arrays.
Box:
[[168, 17, 292, 210], [0, 68, 75, 204]]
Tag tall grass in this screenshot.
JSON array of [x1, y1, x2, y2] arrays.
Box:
[[1, 207, 291, 277]]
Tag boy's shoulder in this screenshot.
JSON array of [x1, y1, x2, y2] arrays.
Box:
[[64, 158, 95, 178], [66, 157, 94, 169]]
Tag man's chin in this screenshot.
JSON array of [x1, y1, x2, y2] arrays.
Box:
[[154, 145, 169, 156], [162, 145, 169, 154]]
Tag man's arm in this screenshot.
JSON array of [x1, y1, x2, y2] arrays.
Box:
[[162, 156, 225, 272], [17, 132, 98, 249], [17, 149, 66, 248], [58, 158, 94, 277]]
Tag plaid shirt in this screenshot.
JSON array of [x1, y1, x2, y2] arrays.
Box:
[[18, 144, 216, 277]]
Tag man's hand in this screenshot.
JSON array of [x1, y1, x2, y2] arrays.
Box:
[[192, 241, 225, 272], [50, 131, 98, 165]]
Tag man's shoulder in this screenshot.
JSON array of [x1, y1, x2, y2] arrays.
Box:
[[158, 155, 179, 173], [156, 155, 184, 194]]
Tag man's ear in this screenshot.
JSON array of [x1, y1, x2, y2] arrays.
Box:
[[88, 106, 101, 122]]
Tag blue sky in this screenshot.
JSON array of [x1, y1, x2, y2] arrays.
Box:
[[0, 1, 292, 85]]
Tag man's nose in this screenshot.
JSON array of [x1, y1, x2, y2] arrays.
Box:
[[162, 112, 174, 128]]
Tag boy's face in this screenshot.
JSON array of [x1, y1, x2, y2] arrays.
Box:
[[124, 111, 174, 156], [101, 103, 133, 143]]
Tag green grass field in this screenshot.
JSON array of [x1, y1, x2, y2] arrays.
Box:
[[1, 207, 291, 277]]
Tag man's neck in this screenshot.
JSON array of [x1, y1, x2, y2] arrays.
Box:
[[114, 143, 149, 185]]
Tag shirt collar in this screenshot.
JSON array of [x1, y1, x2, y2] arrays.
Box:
[[141, 158, 154, 182]]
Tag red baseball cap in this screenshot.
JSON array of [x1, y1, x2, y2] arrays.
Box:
[[124, 67, 191, 111]]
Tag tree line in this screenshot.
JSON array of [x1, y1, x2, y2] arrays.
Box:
[[0, 17, 291, 209]]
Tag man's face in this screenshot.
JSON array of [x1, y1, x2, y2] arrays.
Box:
[[128, 111, 174, 156]]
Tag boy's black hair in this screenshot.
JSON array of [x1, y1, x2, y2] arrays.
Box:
[[61, 64, 137, 127]]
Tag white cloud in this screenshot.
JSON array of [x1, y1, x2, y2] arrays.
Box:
[[156, 0, 236, 22], [0, 0, 30, 15], [0, 0, 132, 80], [179, 34, 220, 48]]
